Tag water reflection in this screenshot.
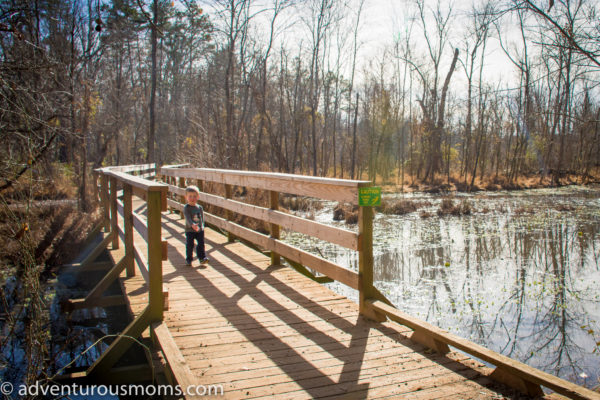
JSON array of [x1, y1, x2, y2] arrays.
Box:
[[284, 187, 600, 389]]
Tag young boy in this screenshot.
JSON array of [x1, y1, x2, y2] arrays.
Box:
[[183, 186, 209, 266]]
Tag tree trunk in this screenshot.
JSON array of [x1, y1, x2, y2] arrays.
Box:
[[148, 0, 158, 163]]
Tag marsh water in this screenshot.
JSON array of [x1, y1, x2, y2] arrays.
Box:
[[282, 186, 600, 389]]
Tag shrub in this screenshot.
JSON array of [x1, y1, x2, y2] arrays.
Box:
[[333, 203, 358, 224], [437, 199, 472, 216], [380, 200, 418, 215], [280, 195, 312, 211], [420, 211, 432, 218]]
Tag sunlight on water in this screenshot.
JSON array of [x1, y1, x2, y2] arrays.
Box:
[[282, 186, 600, 389]]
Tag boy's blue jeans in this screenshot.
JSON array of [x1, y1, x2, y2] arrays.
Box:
[[185, 230, 206, 263]]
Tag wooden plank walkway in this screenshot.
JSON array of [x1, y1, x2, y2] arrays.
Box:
[[117, 201, 536, 399]]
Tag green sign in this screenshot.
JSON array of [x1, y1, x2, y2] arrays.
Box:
[[358, 187, 381, 207]]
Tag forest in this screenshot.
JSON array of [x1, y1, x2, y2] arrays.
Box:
[[1, 0, 599, 210]]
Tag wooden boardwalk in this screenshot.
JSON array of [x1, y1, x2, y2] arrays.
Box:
[[118, 202, 521, 399], [72, 164, 598, 400]]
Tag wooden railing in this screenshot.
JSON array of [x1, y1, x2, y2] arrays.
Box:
[[159, 166, 388, 317], [80, 163, 170, 380]]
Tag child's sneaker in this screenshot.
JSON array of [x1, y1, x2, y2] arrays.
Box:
[[200, 257, 209, 264]]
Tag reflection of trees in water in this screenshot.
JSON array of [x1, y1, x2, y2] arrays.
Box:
[[380, 212, 600, 383], [523, 221, 598, 379]]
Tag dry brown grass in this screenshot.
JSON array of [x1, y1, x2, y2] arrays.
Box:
[[419, 210, 433, 218], [371, 168, 600, 194], [437, 199, 473, 216], [2, 162, 77, 202], [377, 199, 432, 215], [333, 203, 359, 225]]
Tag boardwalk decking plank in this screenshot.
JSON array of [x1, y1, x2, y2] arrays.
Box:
[[220, 361, 482, 399]]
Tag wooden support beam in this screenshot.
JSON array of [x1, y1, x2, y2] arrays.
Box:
[[103, 365, 154, 384], [82, 257, 127, 302], [269, 190, 281, 266], [163, 287, 169, 311], [196, 179, 204, 210], [79, 221, 104, 252], [62, 260, 113, 274], [358, 206, 385, 321], [76, 233, 113, 270], [161, 190, 167, 212], [123, 184, 135, 277], [66, 295, 126, 311], [109, 176, 119, 249], [161, 240, 168, 261], [284, 257, 334, 284], [86, 306, 151, 380], [54, 364, 153, 385]]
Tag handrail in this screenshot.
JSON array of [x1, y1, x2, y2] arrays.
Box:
[[99, 168, 166, 192], [104, 163, 157, 174], [161, 167, 371, 204]]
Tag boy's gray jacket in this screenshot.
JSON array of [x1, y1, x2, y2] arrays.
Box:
[[183, 204, 204, 232]]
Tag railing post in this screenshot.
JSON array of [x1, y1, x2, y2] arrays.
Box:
[[358, 205, 385, 321], [195, 179, 205, 212], [92, 171, 99, 204], [147, 190, 164, 320], [269, 191, 281, 265], [109, 176, 119, 249], [100, 174, 110, 232], [178, 176, 186, 200], [178, 176, 186, 217], [224, 184, 235, 243], [123, 184, 135, 277]]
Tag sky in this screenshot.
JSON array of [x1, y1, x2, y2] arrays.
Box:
[[239, 0, 525, 90], [199, 0, 598, 100]]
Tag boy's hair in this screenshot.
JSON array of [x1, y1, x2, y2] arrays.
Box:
[[185, 185, 200, 195]]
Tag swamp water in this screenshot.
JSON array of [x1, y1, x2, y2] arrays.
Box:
[[283, 185, 600, 389], [0, 241, 142, 399]]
